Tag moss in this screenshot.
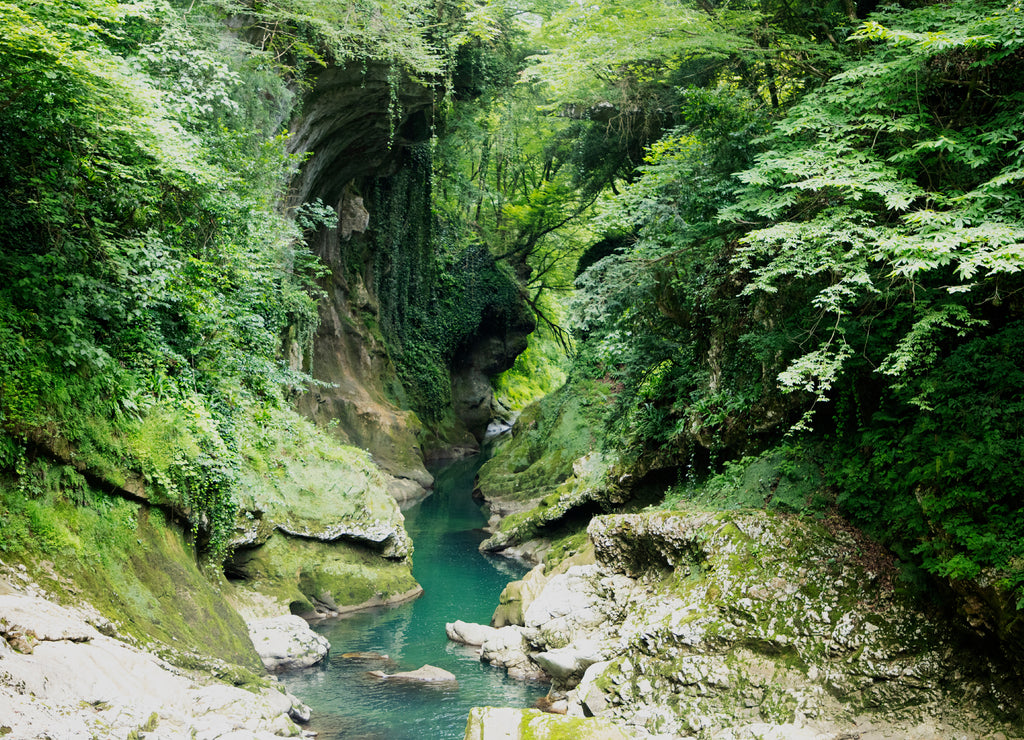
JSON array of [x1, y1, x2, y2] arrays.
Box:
[[236, 406, 401, 529], [229, 532, 417, 613], [543, 529, 591, 571], [478, 381, 609, 505], [0, 469, 262, 671], [662, 445, 829, 516], [517, 710, 629, 740]]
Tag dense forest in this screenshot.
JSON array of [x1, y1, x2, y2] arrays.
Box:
[[2, 0, 1024, 735]]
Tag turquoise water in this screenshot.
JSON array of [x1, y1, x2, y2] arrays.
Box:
[[281, 454, 548, 739]]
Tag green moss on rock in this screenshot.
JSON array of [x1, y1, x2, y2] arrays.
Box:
[[477, 381, 609, 506], [464, 707, 629, 740], [229, 532, 418, 616], [0, 471, 262, 672]]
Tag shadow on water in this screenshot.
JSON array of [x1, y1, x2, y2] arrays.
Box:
[[281, 452, 548, 740]]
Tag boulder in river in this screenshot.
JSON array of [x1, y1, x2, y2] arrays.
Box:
[[369, 664, 458, 683], [446, 619, 499, 646], [247, 614, 330, 671]]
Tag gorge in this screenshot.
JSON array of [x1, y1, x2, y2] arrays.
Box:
[[2, 0, 1024, 739]]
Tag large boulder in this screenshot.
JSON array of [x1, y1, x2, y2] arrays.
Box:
[[226, 417, 421, 619], [248, 615, 330, 671], [474, 509, 1024, 738], [0, 591, 307, 739], [491, 564, 549, 628], [228, 532, 422, 620]]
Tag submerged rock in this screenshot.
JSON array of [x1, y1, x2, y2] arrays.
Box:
[[369, 664, 458, 683], [341, 651, 391, 661], [248, 615, 330, 671]]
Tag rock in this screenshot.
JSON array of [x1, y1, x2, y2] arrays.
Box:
[[479, 509, 1024, 739], [0, 591, 305, 739], [573, 660, 612, 717], [277, 518, 411, 559], [447, 620, 499, 646], [288, 700, 313, 724], [480, 626, 548, 681], [341, 651, 390, 661], [464, 707, 631, 740], [0, 594, 98, 647], [225, 408, 421, 620], [450, 306, 534, 442], [523, 566, 612, 648], [247, 615, 330, 671], [227, 533, 421, 619], [339, 191, 369, 240], [492, 564, 549, 627], [533, 640, 603, 681], [369, 664, 458, 683]]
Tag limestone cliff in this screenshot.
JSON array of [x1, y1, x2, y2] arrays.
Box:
[[454, 509, 1024, 739], [287, 63, 534, 502]]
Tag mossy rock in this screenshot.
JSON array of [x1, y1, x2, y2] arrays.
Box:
[[480, 453, 615, 555], [0, 471, 262, 672], [464, 707, 629, 740], [228, 532, 418, 617], [477, 382, 608, 507], [236, 407, 408, 530]]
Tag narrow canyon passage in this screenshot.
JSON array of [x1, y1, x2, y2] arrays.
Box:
[[281, 452, 547, 739]]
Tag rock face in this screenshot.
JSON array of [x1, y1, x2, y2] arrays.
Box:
[[248, 615, 330, 671], [287, 62, 440, 499], [227, 431, 421, 619], [462, 509, 1024, 739], [451, 319, 534, 442], [0, 589, 308, 739]]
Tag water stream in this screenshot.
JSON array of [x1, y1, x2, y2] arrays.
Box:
[[281, 453, 547, 739]]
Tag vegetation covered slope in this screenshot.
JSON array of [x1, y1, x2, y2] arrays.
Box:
[[0, 0, 512, 659], [473, 0, 1024, 660]]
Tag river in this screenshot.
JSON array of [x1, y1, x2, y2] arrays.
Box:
[[281, 452, 548, 739]]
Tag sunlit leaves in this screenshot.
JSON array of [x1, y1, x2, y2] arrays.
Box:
[[724, 0, 1024, 407]]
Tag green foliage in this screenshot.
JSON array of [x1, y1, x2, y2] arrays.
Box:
[[660, 444, 828, 514], [494, 309, 569, 411], [432, 85, 601, 343], [828, 321, 1024, 590], [531, 0, 1024, 609], [724, 0, 1024, 416], [0, 0, 326, 557], [365, 147, 530, 419]]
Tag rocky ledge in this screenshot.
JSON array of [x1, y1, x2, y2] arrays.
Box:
[[0, 573, 311, 739], [452, 509, 1024, 739]]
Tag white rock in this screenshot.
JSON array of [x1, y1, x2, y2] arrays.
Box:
[[248, 614, 330, 671], [369, 664, 457, 682], [533, 638, 604, 682], [446, 619, 499, 646], [0, 591, 304, 740]]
